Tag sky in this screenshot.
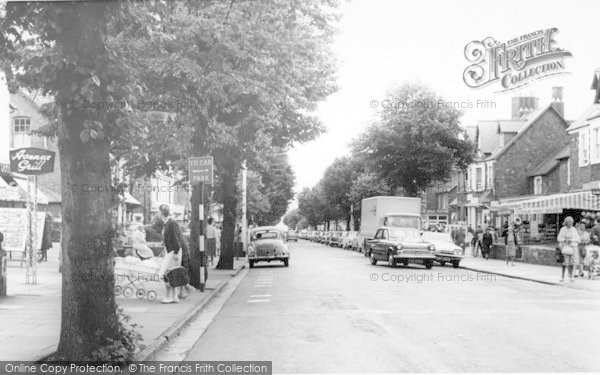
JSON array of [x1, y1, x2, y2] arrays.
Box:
[[287, 0, 600, 201]]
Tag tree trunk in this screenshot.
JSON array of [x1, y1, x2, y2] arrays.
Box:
[[54, 2, 121, 360], [216, 157, 241, 270], [56, 107, 119, 359]]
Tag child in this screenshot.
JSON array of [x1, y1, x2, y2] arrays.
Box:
[[586, 246, 600, 280]]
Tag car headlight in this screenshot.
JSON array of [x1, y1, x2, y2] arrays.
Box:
[[428, 245, 435, 252], [454, 249, 462, 255]]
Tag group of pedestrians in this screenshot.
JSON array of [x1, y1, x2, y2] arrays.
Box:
[[463, 224, 496, 260], [154, 204, 221, 304], [556, 216, 599, 282]]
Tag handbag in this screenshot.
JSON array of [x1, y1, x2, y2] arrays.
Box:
[[164, 266, 189, 287], [561, 244, 574, 256]]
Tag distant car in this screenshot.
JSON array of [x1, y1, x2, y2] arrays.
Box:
[[248, 226, 290, 268], [286, 231, 299, 242], [366, 227, 436, 269], [341, 231, 358, 250], [421, 230, 463, 268], [328, 231, 343, 247]]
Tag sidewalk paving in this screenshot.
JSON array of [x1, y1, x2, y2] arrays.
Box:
[[0, 245, 246, 361], [460, 246, 600, 293]]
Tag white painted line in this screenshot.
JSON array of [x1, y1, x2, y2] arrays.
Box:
[[253, 285, 271, 288], [0, 305, 23, 310], [249, 294, 271, 298], [247, 299, 271, 303]]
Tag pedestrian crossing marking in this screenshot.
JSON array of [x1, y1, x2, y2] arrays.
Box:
[[249, 294, 271, 298], [247, 299, 271, 303]]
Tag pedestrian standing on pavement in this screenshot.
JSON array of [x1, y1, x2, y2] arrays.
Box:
[[576, 222, 589, 278], [454, 227, 466, 252], [505, 224, 518, 266], [482, 228, 493, 259], [591, 218, 600, 245], [206, 217, 217, 264], [557, 216, 580, 283], [158, 204, 184, 304], [40, 210, 53, 262]]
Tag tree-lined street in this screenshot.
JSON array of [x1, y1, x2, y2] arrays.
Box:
[[179, 240, 600, 373]]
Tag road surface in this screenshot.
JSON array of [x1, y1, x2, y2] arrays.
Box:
[[182, 240, 600, 373]]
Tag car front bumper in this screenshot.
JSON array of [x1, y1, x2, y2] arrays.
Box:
[[435, 254, 463, 262], [249, 254, 290, 262], [393, 253, 436, 260]]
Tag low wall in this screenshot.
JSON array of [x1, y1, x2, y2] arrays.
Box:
[[490, 243, 561, 266]]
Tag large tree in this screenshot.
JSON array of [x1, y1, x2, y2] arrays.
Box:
[[352, 83, 473, 196], [0, 2, 145, 360]]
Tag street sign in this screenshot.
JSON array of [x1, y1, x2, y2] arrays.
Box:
[[189, 156, 214, 184], [592, 188, 600, 196], [9, 148, 55, 175]]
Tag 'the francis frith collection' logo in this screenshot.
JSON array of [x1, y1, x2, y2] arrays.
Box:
[[463, 28, 572, 92]]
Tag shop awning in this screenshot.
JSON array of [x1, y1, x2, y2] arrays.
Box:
[[491, 190, 600, 215], [123, 192, 141, 206]]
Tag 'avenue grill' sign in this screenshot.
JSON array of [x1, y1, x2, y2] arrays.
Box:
[[9, 148, 56, 175]]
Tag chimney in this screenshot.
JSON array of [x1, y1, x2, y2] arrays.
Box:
[[550, 86, 564, 118], [511, 96, 539, 119]]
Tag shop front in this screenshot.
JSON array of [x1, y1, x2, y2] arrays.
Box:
[[489, 190, 600, 265]]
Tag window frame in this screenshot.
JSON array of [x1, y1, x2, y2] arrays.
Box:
[[533, 176, 543, 195]]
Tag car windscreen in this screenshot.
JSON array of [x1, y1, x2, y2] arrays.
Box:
[[384, 215, 421, 229], [254, 231, 280, 240], [388, 229, 423, 241]]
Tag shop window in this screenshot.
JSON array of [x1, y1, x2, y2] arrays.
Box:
[[533, 176, 542, 195]]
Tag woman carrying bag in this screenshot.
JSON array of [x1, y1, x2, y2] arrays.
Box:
[[557, 216, 580, 283]]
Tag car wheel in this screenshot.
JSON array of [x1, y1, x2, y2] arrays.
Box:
[[249, 260, 254, 268], [453, 261, 460, 268], [284, 259, 289, 267], [388, 252, 395, 268], [403, 260, 409, 268], [439, 261, 446, 267], [370, 251, 377, 265], [425, 261, 433, 269]]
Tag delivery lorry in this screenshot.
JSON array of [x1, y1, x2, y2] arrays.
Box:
[[357, 196, 422, 253]]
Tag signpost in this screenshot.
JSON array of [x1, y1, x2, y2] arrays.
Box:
[[188, 156, 213, 292], [9, 148, 55, 285], [189, 156, 214, 185]]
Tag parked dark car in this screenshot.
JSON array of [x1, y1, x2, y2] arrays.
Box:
[[367, 227, 436, 269]]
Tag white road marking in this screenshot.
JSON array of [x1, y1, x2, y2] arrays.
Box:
[[247, 299, 271, 303], [249, 294, 271, 298], [0, 305, 23, 310]]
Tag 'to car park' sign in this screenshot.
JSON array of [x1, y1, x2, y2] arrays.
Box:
[[9, 148, 55, 175], [189, 156, 214, 184]]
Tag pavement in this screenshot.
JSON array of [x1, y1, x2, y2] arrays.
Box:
[[0, 244, 246, 361], [460, 245, 600, 293], [181, 240, 600, 373]]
